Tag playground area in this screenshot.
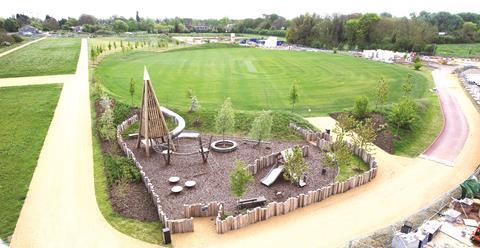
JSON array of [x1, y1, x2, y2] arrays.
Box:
[[124, 136, 335, 218]]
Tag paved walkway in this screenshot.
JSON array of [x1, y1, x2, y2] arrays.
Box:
[[0, 36, 46, 58], [172, 69, 480, 247], [421, 69, 469, 165], [0, 74, 74, 88], [9, 39, 155, 248]]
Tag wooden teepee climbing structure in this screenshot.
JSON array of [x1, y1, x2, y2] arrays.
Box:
[[136, 66, 172, 157]]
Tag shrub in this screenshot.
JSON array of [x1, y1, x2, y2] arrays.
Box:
[[333, 47, 338, 54], [0, 33, 14, 45], [389, 97, 417, 132], [98, 104, 116, 142], [353, 96, 370, 120], [11, 34, 23, 43], [104, 155, 141, 186], [113, 101, 132, 126], [413, 61, 423, 70]]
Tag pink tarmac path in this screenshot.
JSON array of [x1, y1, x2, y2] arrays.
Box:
[[421, 69, 469, 166]]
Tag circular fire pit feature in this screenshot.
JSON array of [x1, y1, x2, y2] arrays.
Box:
[[210, 140, 238, 153]]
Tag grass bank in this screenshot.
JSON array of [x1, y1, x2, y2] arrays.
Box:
[[0, 84, 62, 240], [435, 43, 480, 58], [0, 38, 80, 78]]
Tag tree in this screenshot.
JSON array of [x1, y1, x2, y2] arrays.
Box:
[[389, 97, 417, 132], [229, 160, 253, 198], [462, 22, 478, 42], [187, 89, 200, 113], [129, 78, 135, 105], [353, 118, 377, 153], [43, 15, 59, 31], [4, 18, 18, 32], [215, 98, 235, 142], [248, 111, 273, 148], [375, 78, 389, 110], [283, 146, 308, 184], [114, 20, 128, 33], [78, 14, 96, 25], [353, 96, 370, 120], [333, 112, 357, 142], [332, 141, 353, 177], [402, 74, 414, 96], [289, 82, 299, 112]]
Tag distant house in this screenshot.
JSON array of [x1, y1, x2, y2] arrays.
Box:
[[71, 26, 82, 33], [193, 25, 211, 32], [18, 25, 40, 36]]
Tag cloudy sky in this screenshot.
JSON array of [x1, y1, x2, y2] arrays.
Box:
[[2, 0, 478, 20]]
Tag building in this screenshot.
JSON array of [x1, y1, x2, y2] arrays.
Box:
[[18, 25, 40, 36], [71, 26, 82, 33], [193, 25, 211, 32]]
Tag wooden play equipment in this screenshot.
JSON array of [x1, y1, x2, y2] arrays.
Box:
[[136, 66, 211, 163], [136, 67, 173, 157], [160, 132, 212, 165]]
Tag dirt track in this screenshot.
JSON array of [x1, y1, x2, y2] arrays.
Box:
[[171, 69, 480, 247]]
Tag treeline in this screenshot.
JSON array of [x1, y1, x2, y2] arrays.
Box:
[[0, 13, 288, 36], [286, 12, 480, 53]]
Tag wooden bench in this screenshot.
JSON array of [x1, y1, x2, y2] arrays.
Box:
[[238, 196, 267, 209]]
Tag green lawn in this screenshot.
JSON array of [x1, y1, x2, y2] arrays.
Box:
[[96, 44, 431, 116], [0, 38, 80, 78], [0, 84, 62, 240], [336, 155, 370, 182], [436, 43, 480, 58], [0, 37, 34, 54], [391, 69, 443, 156]]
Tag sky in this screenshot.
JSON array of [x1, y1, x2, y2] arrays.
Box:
[[2, 0, 479, 20]]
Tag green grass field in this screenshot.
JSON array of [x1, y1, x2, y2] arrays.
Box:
[[0, 37, 33, 54], [0, 84, 62, 240], [0, 38, 80, 78], [436, 43, 480, 58], [97, 44, 431, 116]]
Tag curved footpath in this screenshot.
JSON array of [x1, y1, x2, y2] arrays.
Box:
[[420, 69, 469, 165], [172, 68, 480, 247], [9, 39, 155, 248]]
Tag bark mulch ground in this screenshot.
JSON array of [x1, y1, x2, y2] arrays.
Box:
[[109, 182, 159, 221], [126, 135, 336, 219]]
